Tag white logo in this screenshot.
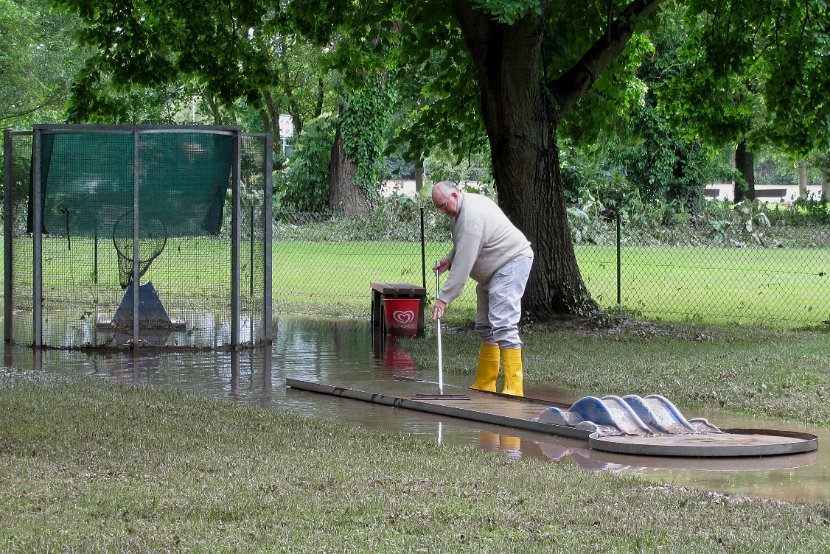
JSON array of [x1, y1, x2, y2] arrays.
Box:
[[393, 310, 416, 324]]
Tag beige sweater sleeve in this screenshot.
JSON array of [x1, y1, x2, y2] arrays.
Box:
[[439, 217, 483, 304]]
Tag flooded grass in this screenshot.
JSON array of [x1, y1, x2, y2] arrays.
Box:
[[2, 375, 830, 551], [406, 320, 830, 425]]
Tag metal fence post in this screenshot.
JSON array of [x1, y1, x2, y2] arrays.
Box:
[[616, 208, 622, 310], [132, 130, 140, 346], [3, 130, 12, 343], [231, 129, 241, 347], [263, 132, 273, 343], [420, 206, 426, 289], [32, 129, 42, 347]]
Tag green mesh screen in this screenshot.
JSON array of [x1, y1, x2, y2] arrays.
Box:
[[29, 132, 232, 237], [6, 127, 272, 350]]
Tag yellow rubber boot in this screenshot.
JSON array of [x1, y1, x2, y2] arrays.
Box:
[[499, 434, 521, 454], [478, 431, 501, 451], [471, 343, 499, 392], [501, 347, 524, 397]]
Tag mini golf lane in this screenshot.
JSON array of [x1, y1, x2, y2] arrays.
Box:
[[285, 377, 817, 458]]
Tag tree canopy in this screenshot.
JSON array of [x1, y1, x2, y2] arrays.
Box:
[[50, 0, 830, 319], [663, 0, 830, 155], [0, 0, 85, 126]]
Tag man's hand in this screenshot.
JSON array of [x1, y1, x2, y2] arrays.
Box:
[[432, 258, 451, 275], [432, 299, 447, 320]]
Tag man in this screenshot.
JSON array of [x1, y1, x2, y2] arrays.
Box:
[[431, 181, 534, 396]]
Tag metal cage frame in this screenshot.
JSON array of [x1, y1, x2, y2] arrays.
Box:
[[3, 124, 273, 349]]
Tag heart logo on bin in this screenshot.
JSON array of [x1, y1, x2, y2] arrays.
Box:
[[393, 310, 416, 324]]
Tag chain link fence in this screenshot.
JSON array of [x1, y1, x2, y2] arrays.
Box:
[[4, 154, 827, 334], [272, 203, 830, 327]]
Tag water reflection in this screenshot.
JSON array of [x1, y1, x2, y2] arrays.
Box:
[[15, 309, 264, 348], [1, 315, 827, 503]]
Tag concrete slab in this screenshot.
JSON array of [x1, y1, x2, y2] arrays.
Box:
[[285, 377, 818, 458]]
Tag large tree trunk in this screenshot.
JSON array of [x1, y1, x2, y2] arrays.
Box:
[[450, 0, 661, 319], [797, 160, 808, 199], [452, 3, 592, 319], [516, 133, 591, 318], [328, 110, 371, 215], [415, 157, 425, 192], [734, 139, 755, 202]]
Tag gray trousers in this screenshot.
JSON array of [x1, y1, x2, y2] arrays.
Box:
[[474, 255, 534, 348]]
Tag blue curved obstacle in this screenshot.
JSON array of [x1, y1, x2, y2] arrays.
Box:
[[534, 394, 721, 437]]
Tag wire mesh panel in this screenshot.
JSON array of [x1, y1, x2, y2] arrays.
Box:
[[4, 125, 272, 349], [270, 204, 828, 328], [575, 224, 830, 326], [4, 132, 35, 345], [617, 236, 830, 325], [240, 133, 271, 344], [576, 244, 619, 310], [270, 209, 476, 319]]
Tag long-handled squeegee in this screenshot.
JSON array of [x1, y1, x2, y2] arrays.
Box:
[[411, 266, 470, 401]]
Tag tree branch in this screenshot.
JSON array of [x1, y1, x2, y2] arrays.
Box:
[[549, 0, 664, 120], [0, 102, 52, 123]]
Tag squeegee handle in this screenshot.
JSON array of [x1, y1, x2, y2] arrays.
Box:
[[435, 266, 443, 394]]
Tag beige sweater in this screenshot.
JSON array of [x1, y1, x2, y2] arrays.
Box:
[[439, 192, 533, 304]]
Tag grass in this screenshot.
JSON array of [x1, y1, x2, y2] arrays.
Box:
[[3, 373, 830, 552], [405, 321, 830, 425]]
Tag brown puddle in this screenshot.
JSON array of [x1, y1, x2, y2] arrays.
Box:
[[1, 315, 826, 503]]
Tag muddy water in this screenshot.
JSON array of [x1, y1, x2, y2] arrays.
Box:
[[2, 315, 827, 503]]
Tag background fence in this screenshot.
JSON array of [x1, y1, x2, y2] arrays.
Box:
[[3, 164, 828, 335], [271, 206, 830, 328]]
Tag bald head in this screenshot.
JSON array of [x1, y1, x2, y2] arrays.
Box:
[[431, 180, 461, 216], [431, 180, 458, 201]]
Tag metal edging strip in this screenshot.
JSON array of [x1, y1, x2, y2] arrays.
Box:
[[285, 378, 591, 441]]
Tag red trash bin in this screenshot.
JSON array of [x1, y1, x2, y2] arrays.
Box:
[[382, 338, 418, 373], [383, 298, 421, 337]]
